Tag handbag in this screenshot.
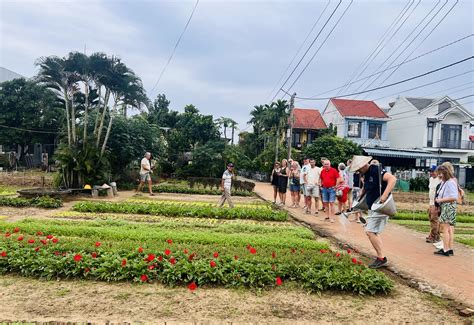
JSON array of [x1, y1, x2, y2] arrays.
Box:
[[372, 165, 397, 217]]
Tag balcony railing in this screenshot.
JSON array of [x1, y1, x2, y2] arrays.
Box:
[[348, 138, 390, 148], [434, 139, 474, 150]]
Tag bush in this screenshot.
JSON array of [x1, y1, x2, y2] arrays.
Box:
[[188, 177, 255, 192], [0, 196, 62, 209], [152, 184, 253, 196], [409, 176, 429, 192]]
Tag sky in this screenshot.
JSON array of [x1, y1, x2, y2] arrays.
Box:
[[1, 0, 473, 137]]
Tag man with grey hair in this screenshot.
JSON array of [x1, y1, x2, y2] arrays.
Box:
[[136, 152, 155, 196]]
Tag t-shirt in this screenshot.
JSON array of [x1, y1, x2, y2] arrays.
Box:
[[437, 178, 458, 200], [140, 157, 151, 175], [306, 166, 321, 186], [428, 176, 441, 205], [364, 165, 388, 209], [353, 173, 361, 188], [222, 170, 233, 190], [300, 164, 310, 184], [320, 167, 339, 188], [346, 170, 354, 188]]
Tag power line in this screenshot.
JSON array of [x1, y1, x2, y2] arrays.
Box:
[[149, 0, 200, 94], [264, 0, 331, 103], [269, 0, 343, 103], [0, 124, 61, 134], [285, 0, 353, 93], [283, 56, 474, 100]]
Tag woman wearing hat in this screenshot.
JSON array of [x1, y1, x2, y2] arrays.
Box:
[[349, 155, 396, 269]]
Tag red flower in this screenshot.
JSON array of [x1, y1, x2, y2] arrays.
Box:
[[34, 247, 40, 252], [52, 238, 58, 243], [140, 274, 148, 282], [249, 247, 257, 254], [358, 261, 363, 265], [335, 252, 341, 257], [138, 247, 144, 253], [28, 239, 35, 244], [54, 251, 60, 256], [85, 268, 90, 273], [183, 249, 188, 254], [36, 231, 43, 236], [320, 249, 327, 254], [73, 254, 82, 262], [272, 251, 276, 259], [158, 255, 163, 262], [91, 252, 98, 258], [5, 232, 11, 237], [13, 227, 20, 233], [17, 236, 24, 241], [95, 242, 101, 247], [234, 255, 239, 260], [213, 252, 219, 258], [166, 239, 173, 244], [187, 282, 197, 291], [351, 258, 357, 264], [164, 249, 171, 256], [40, 239, 47, 245], [210, 260, 217, 268], [145, 254, 155, 262], [246, 244, 251, 249], [1, 251, 6, 257], [347, 249, 351, 254], [170, 257, 176, 265], [121, 259, 127, 266], [148, 265, 155, 270], [291, 248, 296, 254], [46, 235, 53, 239], [188, 253, 196, 261], [276, 277, 283, 286]]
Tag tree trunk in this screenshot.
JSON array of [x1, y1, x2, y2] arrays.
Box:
[[83, 83, 89, 148], [100, 100, 118, 156], [223, 126, 227, 140], [96, 88, 111, 147], [275, 125, 279, 162], [93, 86, 102, 136], [63, 89, 72, 147], [71, 90, 76, 145], [231, 127, 235, 145]]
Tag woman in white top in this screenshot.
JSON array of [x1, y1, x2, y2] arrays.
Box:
[[434, 165, 458, 257]]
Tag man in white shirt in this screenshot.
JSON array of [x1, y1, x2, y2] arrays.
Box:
[[219, 163, 235, 208], [136, 152, 155, 196], [300, 158, 310, 210], [427, 165, 441, 243], [304, 159, 321, 215]]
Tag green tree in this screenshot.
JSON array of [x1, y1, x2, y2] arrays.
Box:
[[303, 135, 363, 166], [148, 94, 178, 128]]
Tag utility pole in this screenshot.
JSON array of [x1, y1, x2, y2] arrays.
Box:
[[287, 93, 296, 160]]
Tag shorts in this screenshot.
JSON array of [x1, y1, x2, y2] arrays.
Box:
[[290, 184, 300, 192], [140, 172, 151, 182], [439, 202, 457, 226], [301, 184, 308, 196], [365, 210, 389, 234], [321, 187, 336, 203], [305, 184, 320, 198]]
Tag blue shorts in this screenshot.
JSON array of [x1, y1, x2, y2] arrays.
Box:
[[321, 187, 336, 203], [290, 184, 300, 192]]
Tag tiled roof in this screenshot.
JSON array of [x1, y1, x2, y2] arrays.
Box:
[[405, 97, 435, 111], [331, 98, 388, 118], [292, 108, 327, 130]]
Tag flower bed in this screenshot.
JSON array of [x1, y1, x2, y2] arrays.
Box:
[[0, 196, 62, 209], [72, 201, 287, 221], [126, 198, 269, 209], [393, 211, 473, 224], [152, 184, 253, 196], [0, 220, 393, 295]]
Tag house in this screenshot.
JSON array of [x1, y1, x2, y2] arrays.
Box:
[[0, 67, 24, 83], [386, 96, 474, 164], [322, 98, 390, 147], [290, 108, 327, 149]]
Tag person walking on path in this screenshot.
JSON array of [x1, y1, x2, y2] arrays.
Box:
[[135, 152, 155, 196], [270, 162, 280, 204], [289, 161, 301, 208], [320, 159, 339, 222], [300, 158, 310, 210], [304, 159, 321, 215], [219, 163, 235, 208], [427, 165, 441, 243], [434, 165, 458, 256], [346, 159, 355, 210], [277, 159, 290, 206], [349, 155, 396, 269], [335, 163, 350, 215]]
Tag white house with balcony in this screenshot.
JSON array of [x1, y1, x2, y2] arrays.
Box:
[[322, 98, 390, 147], [386, 96, 474, 163]]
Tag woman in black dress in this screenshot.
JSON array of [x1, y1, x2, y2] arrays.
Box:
[[278, 159, 289, 206], [270, 162, 280, 204]]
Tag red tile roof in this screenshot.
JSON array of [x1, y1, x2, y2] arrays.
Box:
[[291, 108, 327, 130], [331, 98, 388, 118]]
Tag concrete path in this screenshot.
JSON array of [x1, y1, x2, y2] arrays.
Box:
[[253, 181, 474, 308]]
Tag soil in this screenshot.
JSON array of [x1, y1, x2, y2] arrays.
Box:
[[0, 275, 467, 324]]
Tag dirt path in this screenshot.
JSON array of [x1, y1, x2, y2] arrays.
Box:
[[253, 181, 474, 309], [0, 275, 467, 323]]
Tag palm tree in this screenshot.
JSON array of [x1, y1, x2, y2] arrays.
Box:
[[248, 104, 266, 135], [263, 100, 289, 161], [228, 118, 238, 145]]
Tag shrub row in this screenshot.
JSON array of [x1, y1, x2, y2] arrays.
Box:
[[152, 184, 253, 196], [0, 230, 393, 295], [188, 177, 256, 192], [393, 211, 473, 224], [72, 201, 287, 221], [0, 196, 62, 209]]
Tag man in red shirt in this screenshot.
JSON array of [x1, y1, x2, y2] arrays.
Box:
[[320, 159, 339, 222]]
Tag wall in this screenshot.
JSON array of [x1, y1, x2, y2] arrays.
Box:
[[386, 97, 425, 148], [322, 101, 344, 137]]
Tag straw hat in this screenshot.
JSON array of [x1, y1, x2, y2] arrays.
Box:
[[349, 155, 373, 172]]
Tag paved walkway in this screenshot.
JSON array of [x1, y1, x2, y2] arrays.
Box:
[[253, 181, 474, 308]]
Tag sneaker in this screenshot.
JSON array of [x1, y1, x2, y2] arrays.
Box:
[[305, 210, 311, 215], [369, 257, 388, 269], [426, 238, 436, 243], [335, 211, 342, 215], [434, 249, 450, 256], [314, 211, 319, 215], [447, 249, 454, 256], [433, 241, 443, 249], [359, 216, 367, 225]]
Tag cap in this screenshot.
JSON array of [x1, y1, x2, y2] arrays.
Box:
[[227, 163, 234, 167], [430, 165, 437, 172]]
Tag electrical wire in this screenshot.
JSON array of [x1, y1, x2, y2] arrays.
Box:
[[0, 124, 62, 134], [149, 0, 200, 94]]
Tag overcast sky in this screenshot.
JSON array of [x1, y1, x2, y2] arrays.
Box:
[[1, 0, 473, 135]]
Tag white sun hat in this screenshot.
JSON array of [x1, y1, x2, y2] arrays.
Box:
[[349, 155, 373, 172]]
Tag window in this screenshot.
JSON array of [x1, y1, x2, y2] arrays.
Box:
[[368, 123, 382, 139], [441, 124, 462, 148], [427, 122, 434, 147], [292, 132, 300, 146], [347, 121, 361, 138]]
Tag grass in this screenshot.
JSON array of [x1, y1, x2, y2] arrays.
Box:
[[394, 210, 474, 223]]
